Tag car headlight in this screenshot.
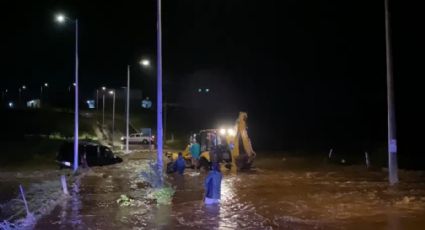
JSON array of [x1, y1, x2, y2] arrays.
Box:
[[63, 161, 71, 167]]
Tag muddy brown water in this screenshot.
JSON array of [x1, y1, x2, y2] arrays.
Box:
[[31, 152, 425, 229]]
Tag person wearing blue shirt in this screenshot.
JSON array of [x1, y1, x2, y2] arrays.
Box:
[[173, 152, 186, 175], [190, 142, 201, 169], [204, 162, 222, 205]]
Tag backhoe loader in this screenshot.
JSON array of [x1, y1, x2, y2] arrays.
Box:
[[166, 112, 256, 171]]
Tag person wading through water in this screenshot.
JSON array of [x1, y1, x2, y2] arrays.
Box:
[[204, 162, 222, 205]]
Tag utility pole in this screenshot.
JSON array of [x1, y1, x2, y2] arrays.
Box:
[[385, 0, 398, 185]]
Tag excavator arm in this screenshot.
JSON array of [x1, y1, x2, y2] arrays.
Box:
[[231, 112, 256, 170]]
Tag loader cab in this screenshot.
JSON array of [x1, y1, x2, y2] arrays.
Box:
[[197, 129, 227, 152]]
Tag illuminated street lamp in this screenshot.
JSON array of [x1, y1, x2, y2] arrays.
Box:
[[139, 59, 150, 67], [19, 85, 26, 107], [55, 12, 79, 172], [123, 58, 151, 153], [1, 89, 8, 102], [68, 83, 76, 92], [55, 14, 65, 23], [40, 82, 49, 106]]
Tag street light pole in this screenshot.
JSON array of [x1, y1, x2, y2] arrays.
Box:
[[54, 14, 79, 172], [18, 88, 22, 107], [40, 83, 48, 107], [385, 0, 398, 185], [102, 92, 105, 127], [157, 0, 164, 179], [1, 89, 6, 103], [96, 89, 99, 114], [109, 90, 116, 147], [125, 65, 130, 153], [73, 19, 79, 173]]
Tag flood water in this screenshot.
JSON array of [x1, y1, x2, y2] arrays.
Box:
[[33, 151, 425, 229]]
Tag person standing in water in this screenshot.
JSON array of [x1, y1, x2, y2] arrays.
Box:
[[190, 141, 201, 169], [204, 162, 222, 205]]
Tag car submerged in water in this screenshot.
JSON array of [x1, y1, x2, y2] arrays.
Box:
[[56, 141, 123, 169]]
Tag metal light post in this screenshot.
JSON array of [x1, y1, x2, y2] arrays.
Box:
[[385, 0, 398, 185], [40, 83, 48, 107], [19, 85, 26, 108], [18, 88, 22, 107], [123, 59, 150, 153], [157, 0, 164, 178], [55, 13, 79, 172], [1, 89, 7, 103], [109, 90, 116, 147], [96, 89, 99, 113], [125, 65, 130, 153], [102, 86, 106, 127]]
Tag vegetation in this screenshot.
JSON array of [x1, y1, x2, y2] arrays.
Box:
[[140, 161, 175, 205], [0, 109, 97, 171]]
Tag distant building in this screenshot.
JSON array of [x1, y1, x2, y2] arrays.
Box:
[[27, 99, 41, 108]]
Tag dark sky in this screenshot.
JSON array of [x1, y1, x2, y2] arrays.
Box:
[[1, 1, 424, 158]]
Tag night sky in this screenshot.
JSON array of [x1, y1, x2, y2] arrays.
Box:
[[1, 1, 424, 163]]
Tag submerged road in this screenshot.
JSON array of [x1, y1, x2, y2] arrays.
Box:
[[35, 151, 425, 229]]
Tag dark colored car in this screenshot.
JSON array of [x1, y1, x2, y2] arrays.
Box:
[[56, 141, 123, 168]]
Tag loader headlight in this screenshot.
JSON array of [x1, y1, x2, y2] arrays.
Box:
[[227, 128, 236, 137], [219, 128, 226, 135]]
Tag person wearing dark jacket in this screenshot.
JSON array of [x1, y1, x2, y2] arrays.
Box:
[[204, 162, 222, 204], [173, 152, 186, 175]]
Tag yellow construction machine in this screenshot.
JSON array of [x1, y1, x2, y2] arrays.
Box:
[[166, 112, 256, 171]]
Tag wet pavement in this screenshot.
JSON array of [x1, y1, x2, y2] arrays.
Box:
[[33, 152, 425, 229]]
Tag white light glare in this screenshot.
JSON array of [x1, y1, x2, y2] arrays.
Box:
[[140, 59, 150, 67], [227, 128, 236, 137], [219, 128, 226, 135], [56, 14, 66, 23]]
